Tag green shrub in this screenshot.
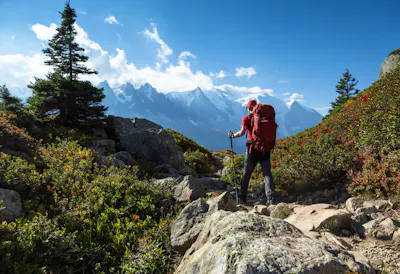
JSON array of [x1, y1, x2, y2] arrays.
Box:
[[221, 154, 244, 186], [166, 128, 212, 157], [184, 149, 214, 174], [0, 140, 181, 273]]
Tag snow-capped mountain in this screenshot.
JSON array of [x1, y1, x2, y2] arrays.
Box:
[[98, 81, 322, 152], [284, 101, 323, 135]]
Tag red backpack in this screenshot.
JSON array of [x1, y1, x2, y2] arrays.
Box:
[[248, 104, 277, 152]]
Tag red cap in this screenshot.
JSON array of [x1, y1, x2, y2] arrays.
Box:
[[247, 99, 257, 108]]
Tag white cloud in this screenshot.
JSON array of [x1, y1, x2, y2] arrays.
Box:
[[117, 33, 122, 41], [278, 80, 289, 83], [104, 15, 121, 25], [11, 36, 15, 41], [78, 10, 87, 15], [179, 51, 196, 60], [1, 22, 277, 100], [284, 92, 304, 106], [29, 23, 57, 41], [210, 70, 229, 79], [283, 92, 290, 96], [141, 23, 173, 64], [216, 84, 274, 96], [235, 67, 256, 78]]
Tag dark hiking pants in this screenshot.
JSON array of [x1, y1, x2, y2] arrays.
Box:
[[239, 149, 274, 201]]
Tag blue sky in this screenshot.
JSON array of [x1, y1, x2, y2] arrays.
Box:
[[0, 0, 399, 115]]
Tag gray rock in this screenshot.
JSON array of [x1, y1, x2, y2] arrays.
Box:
[[90, 139, 115, 155], [370, 212, 385, 221], [346, 197, 364, 214], [379, 52, 400, 79], [171, 199, 209, 255], [175, 211, 373, 274], [285, 204, 351, 233], [374, 200, 390, 211], [174, 175, 205, 202], [0, 188, 23, 222], [179, 166, 198, 177], [366, 218, 400, 240], [355, 205, 378, 216], [109, 117, 185, 169], [206, 192, 238, 213], [393, 229, 400, 242], [197, 177, 227, 191], [253, 205, 268, 215], [114, 151, 136, 165], [92, 127, 108, 139]]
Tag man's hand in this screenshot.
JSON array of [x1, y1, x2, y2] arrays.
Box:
[[228, 131, 234, 138]]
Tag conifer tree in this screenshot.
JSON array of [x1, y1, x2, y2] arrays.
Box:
[[28, 1, 106, 128], [0, 85, 24, 115], [330, 69, 360, 112]]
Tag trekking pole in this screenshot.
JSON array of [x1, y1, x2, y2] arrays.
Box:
[[229, 131, 239, 203]]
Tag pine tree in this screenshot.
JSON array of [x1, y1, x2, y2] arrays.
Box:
[[330, 69, 360, 112], [28, 2, 106, 128], [0, 85, 24, 115]]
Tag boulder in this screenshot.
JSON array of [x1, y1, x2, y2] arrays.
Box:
[[206, 191, 237, 213], [154, 164, 178, 175], [374, 200, 390, 211], [114, 151, 136, 166], [253, 204, 268, 215], [171, 199, 209, 255], [285, 203, 351, 233], [0, 188, 23, 222], [365, 218, 400, 240], [355, 205, 378, 216], [379, 51, 400, 79], [197, 177, 227, 191], [175, 211, 373, 274], [90, 139, 115, 155], [174, 175, 205, 202], [155, 177, 180, 193], [269, 203, 297, 219], [345, 197, 364, 214], [178, 166, 198, 177], [109, 117, 185, 169], [92, 127, 108, 139]]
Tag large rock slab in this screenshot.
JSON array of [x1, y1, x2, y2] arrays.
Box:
[[0, 188, 23, 222], [174, 175, 205, 202], [171, 199, 209, 255], [379, 51, 400, 79], [175, 211, 372, 274], [284, 203, 351, 233], [108, 117, 185, 169], [90, 139, 115, 155]]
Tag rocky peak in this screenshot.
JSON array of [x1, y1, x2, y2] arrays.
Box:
[[379, 49, 400, 79]]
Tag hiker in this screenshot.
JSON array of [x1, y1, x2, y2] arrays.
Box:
[[228, 99, 276, 205]]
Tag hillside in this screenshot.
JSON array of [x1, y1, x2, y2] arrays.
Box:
[[269, 52, 400, 199]]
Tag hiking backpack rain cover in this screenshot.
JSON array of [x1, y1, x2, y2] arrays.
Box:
[[248, 104, 277, 152]]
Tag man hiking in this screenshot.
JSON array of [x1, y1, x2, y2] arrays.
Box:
[[228, 99, 277, 205]]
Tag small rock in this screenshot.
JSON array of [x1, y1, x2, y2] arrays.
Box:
[[370, 258, 383, 268], [355, 205, 378, 216], [363, 200, 375, 208], [270, 203, 296, 219], [374, 200, 390, 211], [370, 212, 385, 221], [254, 205, 268, 215], [346, 197, 364, 214]]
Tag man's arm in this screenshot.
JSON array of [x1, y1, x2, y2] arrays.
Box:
[[229, 125, 247, 138]]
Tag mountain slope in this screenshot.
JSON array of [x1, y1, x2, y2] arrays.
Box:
[[284, 101, 323, 135], [271, 54, 400, 197]]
